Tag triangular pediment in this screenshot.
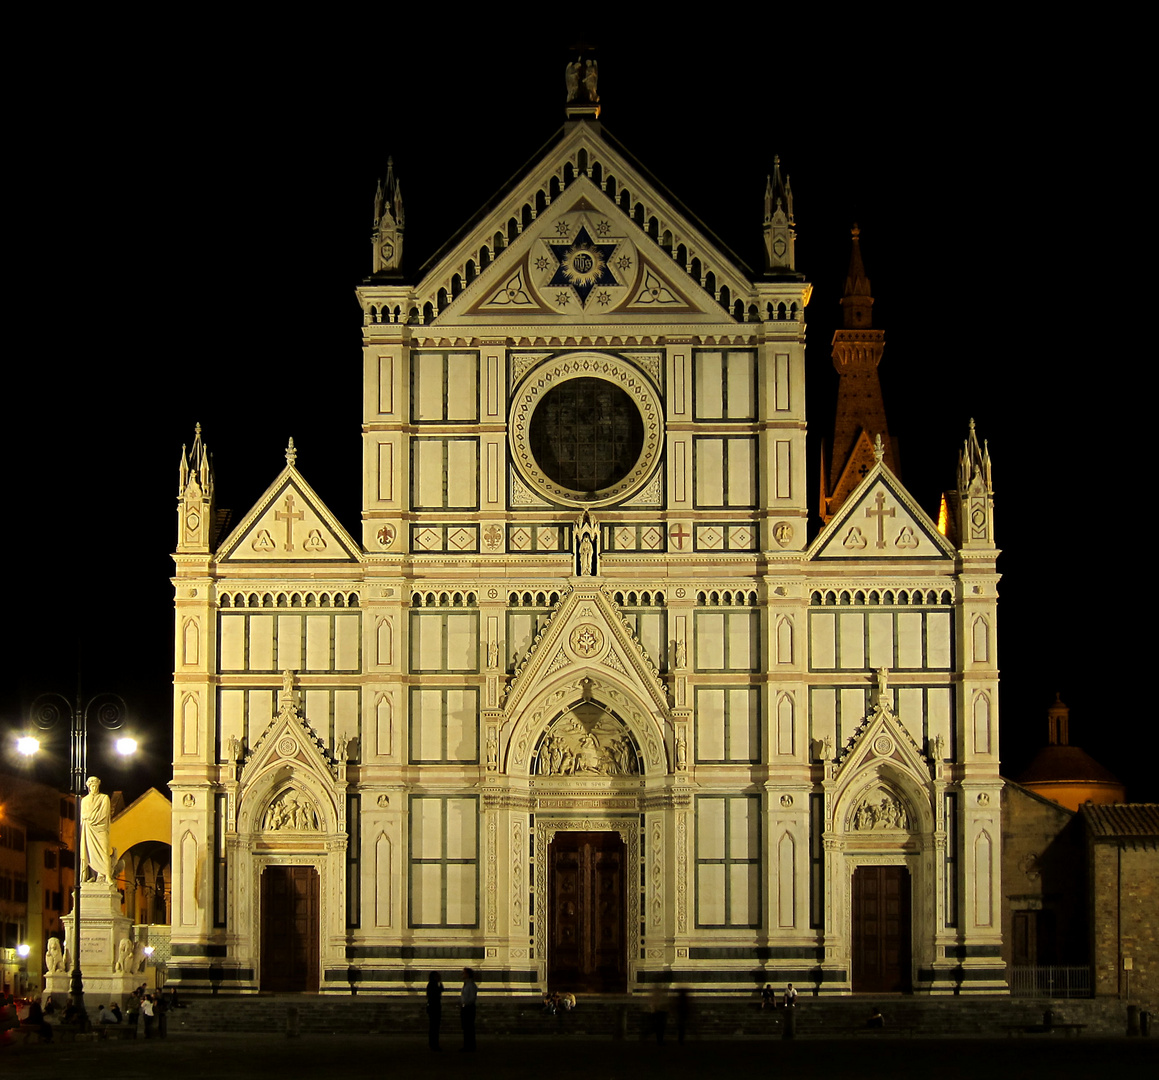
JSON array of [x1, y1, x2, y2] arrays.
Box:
[[242, 683, 337, 785], [810, 462, 955, 561], [216, 466, 361, 563], [415, 124, 752, 325], [503, 585, 671, 722], [831, 700, 935, 837]]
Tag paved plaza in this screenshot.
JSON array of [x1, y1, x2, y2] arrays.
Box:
[[3, 1032, 1155, 1079]]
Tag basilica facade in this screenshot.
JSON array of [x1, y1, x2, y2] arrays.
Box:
[[168, 83, 1003, 996]]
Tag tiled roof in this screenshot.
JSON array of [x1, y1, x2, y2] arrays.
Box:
[[1081, 803, 1159, 839]]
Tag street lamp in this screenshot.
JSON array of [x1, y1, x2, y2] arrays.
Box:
[[25, 690, 133, 1029]]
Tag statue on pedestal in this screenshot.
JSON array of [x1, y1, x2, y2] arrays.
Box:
[[79, 775, 113, 884]]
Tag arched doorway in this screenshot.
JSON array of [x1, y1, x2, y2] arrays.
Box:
[[548, 831, 627, 993], [260, 866, 319, 992], [851, 864, 912, 992]]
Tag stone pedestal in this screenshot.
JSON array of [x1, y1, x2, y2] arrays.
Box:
[[61, 883, 140, 1003]]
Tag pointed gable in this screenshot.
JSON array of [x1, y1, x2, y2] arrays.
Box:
[[216, 462, 361, 563], [413, 123, 753, 326], [501, 585, 672, 776], [810, 459, 955, 561]]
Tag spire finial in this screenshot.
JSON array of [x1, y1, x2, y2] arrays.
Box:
[[285, 437, 297, 467], [873, 433, 885, 463]]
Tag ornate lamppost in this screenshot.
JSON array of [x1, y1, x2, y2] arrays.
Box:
[[22, 690, 135, 1029]]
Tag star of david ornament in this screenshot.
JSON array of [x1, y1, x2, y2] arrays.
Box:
[[547, 225, 620, 306]]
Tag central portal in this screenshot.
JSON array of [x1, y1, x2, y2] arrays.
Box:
[[260, 865, 320, 993], [851, 864, 912, 993], [548, 831, 627, 993]]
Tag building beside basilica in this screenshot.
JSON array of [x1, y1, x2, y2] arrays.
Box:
[[168, 73, 1002, 996]]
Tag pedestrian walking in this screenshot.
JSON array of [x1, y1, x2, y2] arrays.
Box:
[[460, 967, 477, 1051], [426, 971, 443, 1050]]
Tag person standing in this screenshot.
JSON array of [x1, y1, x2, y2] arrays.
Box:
[[459, 968, 477, 1051], [142, 994, 155, 1038], [426, 971, 444, 1051]]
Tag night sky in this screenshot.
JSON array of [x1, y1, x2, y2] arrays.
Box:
[[6, 30, 1145, 802]]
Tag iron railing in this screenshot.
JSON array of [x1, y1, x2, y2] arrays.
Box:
[[1008, 965, 1091, 998]]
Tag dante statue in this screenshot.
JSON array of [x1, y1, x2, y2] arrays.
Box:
[[79, 776, 113, 883]]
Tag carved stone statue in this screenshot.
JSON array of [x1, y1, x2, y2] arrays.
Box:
[[226, 734, 241, 761], [851, 790, 909, 831], [45, 937, 67, 974], [875, 666, 890, 702], [536, 712, 636, 777], [487, 639, 499, 669], [264, 788, 318, 831], [278, 669, 299, 717], [674, 639, 687, 668], [115, 937, 134, 974], [79, 776, 113, 884], [583, 59, 599, 102], [565, 57, 582, 102], [579, 533, 595, 576]]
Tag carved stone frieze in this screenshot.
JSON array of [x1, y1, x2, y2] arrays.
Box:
[[533, 705, 640, 777], [263, 788, 321, 831]]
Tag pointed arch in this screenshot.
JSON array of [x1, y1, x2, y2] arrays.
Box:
[[182, 618, 199, 666], [179, 830, 197, 926], [974, 830, 993, 926], [776, 615, 794, 664], [972, 691, 992, 754], [181, 693, 199, 756], [776, 692, 794, 755], [777, 832, 796, 928], [375, 832, 393, 927], [376, 616, 393, 666], [971, 615, 990, 663], [376, 692, 393, 757]]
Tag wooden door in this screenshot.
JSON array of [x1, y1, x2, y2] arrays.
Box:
[[260, 866, 319, 992], [548, 832, 626, 993], [851, 865, 912, 993]]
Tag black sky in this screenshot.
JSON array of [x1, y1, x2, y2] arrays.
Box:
[[6, 29, 1147, 801]]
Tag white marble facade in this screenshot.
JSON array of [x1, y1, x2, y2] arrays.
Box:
[[168, 97, 1002, 996]]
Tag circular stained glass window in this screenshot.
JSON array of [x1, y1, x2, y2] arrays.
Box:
[[528, 378, 644, 496]]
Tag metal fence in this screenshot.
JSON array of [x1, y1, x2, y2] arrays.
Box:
[[1008, 965, 1092, 998], [133, 923, 171, 964]]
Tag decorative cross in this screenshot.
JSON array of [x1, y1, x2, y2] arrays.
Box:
[[866, 491, 894, 549], [275, 494, 305, 551], [668, 523, 690, 549]]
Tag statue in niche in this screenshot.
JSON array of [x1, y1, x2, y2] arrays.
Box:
[[536, 709, 637, 777], [578, 533, 595, 576], [79, 776, 113, 883], [487, 639, 499, 669], [674, 639, 687, 668], [264, 788, 319, 831]]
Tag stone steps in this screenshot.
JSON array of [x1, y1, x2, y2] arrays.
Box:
[[165, 995, 1132, 1039]]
